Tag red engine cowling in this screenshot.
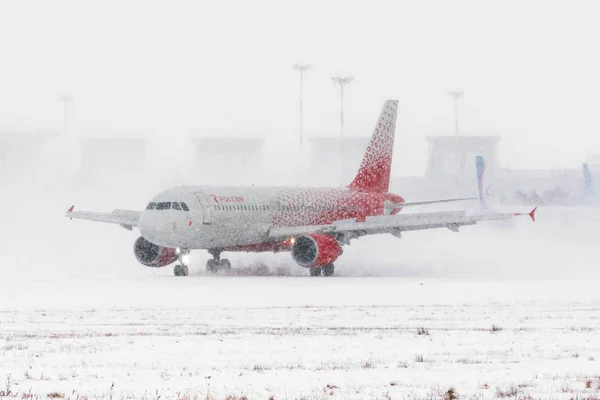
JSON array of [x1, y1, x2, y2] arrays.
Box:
[[291, 234, 341, 268], [133, 236, 178, 267]]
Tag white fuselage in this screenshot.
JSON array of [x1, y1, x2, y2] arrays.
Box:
[[138, 185, 403, 251]]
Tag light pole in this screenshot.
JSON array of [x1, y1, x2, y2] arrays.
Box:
[[331, 75, 354, 183], [331, 76, 354, 137], [59, 93, 73, 140], [448, 90, 463, 193], [292, 64, 311, 146]]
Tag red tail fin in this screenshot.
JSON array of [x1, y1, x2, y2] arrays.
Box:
[[348, 100, 398, 192]]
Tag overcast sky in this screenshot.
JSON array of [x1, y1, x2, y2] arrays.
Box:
[[1, 0, 599, 174]]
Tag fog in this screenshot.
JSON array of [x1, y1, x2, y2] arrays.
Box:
[[2, 0, 600, 280]]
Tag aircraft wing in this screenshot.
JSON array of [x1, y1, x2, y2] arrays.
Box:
[[65, 206, 142, 230], [268, 208, 537, 244]]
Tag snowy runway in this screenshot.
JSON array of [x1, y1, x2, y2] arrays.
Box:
[[1, 277, 600, 399]]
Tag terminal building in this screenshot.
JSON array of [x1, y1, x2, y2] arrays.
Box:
[[190, 137, 266, 185], [0, 130, 59, 186], [392, 134, 587, 206], [78, 137, 149, 178]]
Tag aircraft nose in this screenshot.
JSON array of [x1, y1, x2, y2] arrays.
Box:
[[138, 211, 160, 243], [138, 211, 186, 249]]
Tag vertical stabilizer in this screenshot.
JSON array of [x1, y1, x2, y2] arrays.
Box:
[[476, 155, 486, 208], [583, 162, 593, 198], [475, 155, 497, 209], [348, 99, 398, 192]]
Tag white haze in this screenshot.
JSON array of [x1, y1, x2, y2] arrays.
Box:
[[1, 0, 600, 280], [1, 0, 600, 173], [2, 138, 600, 281]]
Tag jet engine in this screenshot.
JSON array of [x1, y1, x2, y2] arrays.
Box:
[[133, 236, 178, 267], [291, 234, 341, 268]]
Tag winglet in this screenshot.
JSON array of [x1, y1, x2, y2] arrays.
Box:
[[513, 206, 537, 222], [529, 206, 537, 222], [67, 205, 75, 212]]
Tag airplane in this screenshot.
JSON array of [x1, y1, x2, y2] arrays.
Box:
[[583, 162, 594, 200], [65, 99, 537, 277]]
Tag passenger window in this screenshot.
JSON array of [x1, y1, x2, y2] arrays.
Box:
[[172, 202, 182, 211], [156, 202, 171, 210], [180, 202, 190, 211], [146, 202, 156, 210]]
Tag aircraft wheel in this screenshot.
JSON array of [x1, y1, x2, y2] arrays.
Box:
[[309, 267, 322, 277], [206, 259, 218, 273], [322, 264, 334, 277], [220, 259, 232, 273], [174, 264, 187, 276]]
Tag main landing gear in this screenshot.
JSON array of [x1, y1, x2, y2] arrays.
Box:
[[174, 264, 189, 276], [174, 249, 190, 276], [309, 264, 335, 277], [206, 250, 232, 274]]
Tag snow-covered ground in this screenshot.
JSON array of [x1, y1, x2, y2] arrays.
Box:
[[1, 276, 600, 400], [2, 180, 600, 399]]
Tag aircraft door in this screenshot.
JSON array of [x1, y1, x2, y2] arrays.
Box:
[[194, 192, 212, 225]]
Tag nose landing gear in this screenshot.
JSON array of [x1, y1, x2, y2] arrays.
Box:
[[174, 248, 190, 276]]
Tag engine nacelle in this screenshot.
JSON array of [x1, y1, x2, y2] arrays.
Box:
[[291, 234, 341, 268], [134, 236, 178, 268]]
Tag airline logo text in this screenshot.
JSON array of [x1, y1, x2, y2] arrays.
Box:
[[210, 195, 245, 204]]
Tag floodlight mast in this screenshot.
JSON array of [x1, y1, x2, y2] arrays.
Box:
[[331, 76, 354, 137], [293, 64, 311, 146], [331, 75, 354, 184], [59, 94, 73, 140]]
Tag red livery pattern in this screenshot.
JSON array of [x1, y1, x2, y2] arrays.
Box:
[[349, 100, 397, 193], [307, 234, 341, 267], [271, 188, 404, 227]]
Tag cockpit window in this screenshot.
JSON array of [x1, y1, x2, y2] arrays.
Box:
[[146, 202, 156, 210], [156, 202, 171, 210], [172, 202, 182, 211], [180, 202, 190, 211]]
